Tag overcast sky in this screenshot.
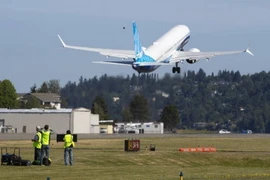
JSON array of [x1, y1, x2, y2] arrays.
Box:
[[0, 0, 269, 92]]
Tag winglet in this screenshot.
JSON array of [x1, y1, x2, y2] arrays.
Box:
[[57, 34, 67, 47], [244, 48, 254, 56]]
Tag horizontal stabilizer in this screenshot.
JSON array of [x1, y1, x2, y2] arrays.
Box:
[[244, 48, 254, 56], [57, 34, 67, 47], [92, 60, 133, 66], [92, 61, 174, 67]]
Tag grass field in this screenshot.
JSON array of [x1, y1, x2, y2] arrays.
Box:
[[1, 134, 270, 180]]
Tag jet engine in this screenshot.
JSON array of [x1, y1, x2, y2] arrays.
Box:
[[189, 48, 200, 52], [186, 48, 200, 64]]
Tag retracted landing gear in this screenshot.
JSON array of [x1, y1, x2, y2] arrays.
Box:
[[172, 62, 181, 74]]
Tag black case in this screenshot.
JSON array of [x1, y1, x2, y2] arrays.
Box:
[[21, 160, 32, 166], [11, 148, 22, 166], [43, 157, 51, 166], [56, 134, 77, 142]]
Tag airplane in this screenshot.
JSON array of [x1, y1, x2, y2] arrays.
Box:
[[57, 21, 254, 74]]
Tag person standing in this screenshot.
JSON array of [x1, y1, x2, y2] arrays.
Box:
[[40, 125, 51, 165], [32, 126, 42, 163], [63, 130, 75, 166]]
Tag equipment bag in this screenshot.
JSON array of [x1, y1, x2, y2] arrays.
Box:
[[11, 148, 22, 166], [43, 157, 51, 166], [21, 160, 32, 166], [10, 154, 22, 166], [1, 153, 13, 165]]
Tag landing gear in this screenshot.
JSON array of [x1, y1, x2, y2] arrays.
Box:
[[172, 63, 180, 74], [172, 67, 180, 73]]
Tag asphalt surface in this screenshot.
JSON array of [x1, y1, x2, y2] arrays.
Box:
[[0, 133, 270, 141]]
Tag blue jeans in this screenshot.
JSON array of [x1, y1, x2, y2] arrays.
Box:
[[34, 147, 41, 161], [40, 145, 50, 165], [64, 147, 73, 165]]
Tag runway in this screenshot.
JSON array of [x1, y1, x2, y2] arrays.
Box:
[[0, 132, 270, 141]]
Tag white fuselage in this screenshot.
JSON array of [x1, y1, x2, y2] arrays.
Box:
[[133, 25, 190, 73], [146, 25, 190, 62]]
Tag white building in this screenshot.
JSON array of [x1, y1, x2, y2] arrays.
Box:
[[115, 122, 164, 134], [0, 108, 99, 134], [142, 122, 164, 134]]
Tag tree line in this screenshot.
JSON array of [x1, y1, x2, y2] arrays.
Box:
[[1, 69, 270, 133]]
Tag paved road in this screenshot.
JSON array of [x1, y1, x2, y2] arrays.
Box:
[[0, 133, 270, 141]]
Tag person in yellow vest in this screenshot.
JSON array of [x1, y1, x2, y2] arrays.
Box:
[[40, 124, 51, 166], [31, 126, 42, 162], [63, 130, 75, 166]]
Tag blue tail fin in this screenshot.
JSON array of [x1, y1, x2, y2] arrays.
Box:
[[132, 21, 144, 59]]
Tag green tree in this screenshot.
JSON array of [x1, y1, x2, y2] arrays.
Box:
[[160, 105, 180, 130], [233, 71, 241, 82], [36, 79, 61, 94], [121, 107, 133, 122], [38, 82, 49, 93], [59, 70, 270, 133], [0, 80, 18, 108], [61, 97, 69, 108], [130, 73, 139, 86], [30, 84, 37, 93], [48, 79, 61, 94], [92, 102, 105, 120], [25, 96, 43, 109], [129, 94, 149, 122], [196, 68, 206, 82], [91, 96, 109, 120]]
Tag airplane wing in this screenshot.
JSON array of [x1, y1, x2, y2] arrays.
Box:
[[57, 35, 135, 59], [170, 48, 254, 63]]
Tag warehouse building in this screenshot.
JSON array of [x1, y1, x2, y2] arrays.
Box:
[[0, 108, 99, 134]]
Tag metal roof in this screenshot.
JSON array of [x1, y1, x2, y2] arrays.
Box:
[[0, 108, 73, 113]]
